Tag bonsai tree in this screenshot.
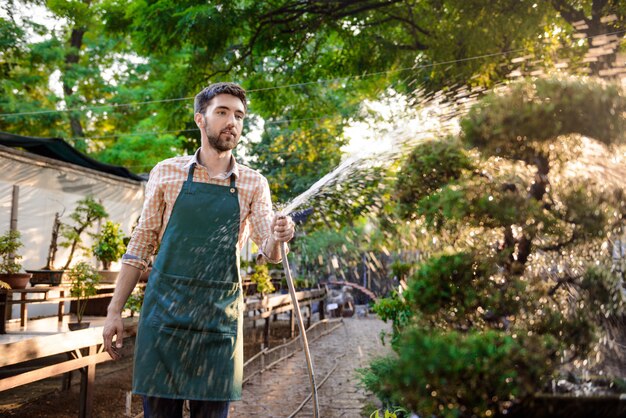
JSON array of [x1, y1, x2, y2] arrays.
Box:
[[44, 211, 64, 270], [0, 230, 23, 275], [92, 220, 126, 270], [362, 78, 626, 417], [68, 261, 101, 324], [250, 264, 275, 297], [60, 196, 108, 269]]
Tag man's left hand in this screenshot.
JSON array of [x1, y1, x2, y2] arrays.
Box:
[[272, 214, 295, 242]]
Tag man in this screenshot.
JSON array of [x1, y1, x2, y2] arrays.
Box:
[[103, 82, 294, 418]]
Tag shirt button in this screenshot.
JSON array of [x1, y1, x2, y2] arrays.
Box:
[[230, 188, 236, 193]]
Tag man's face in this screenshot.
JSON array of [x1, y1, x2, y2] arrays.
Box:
[[199, 94, 246, 152]]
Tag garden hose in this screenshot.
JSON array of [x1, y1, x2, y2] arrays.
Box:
[[280, 242, 320, 418]]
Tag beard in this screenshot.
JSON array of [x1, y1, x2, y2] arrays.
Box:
[[204, 124, 239, 152]]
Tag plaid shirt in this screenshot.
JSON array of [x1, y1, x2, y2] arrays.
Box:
[[122, 149, 277, 270]]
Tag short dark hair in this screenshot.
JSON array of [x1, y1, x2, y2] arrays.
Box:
[[194, 82, 247, 115]]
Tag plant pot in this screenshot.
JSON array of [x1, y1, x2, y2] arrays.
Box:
[[0, 290, 7, 334], [27, 269, 65, 286], [68, 322, 90, 331], [98, 270, 119, 284], [0, 273, 32, 289]]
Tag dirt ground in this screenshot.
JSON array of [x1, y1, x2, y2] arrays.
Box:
[[0, 320, 297, 418]]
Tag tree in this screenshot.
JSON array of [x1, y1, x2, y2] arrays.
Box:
[[60, 196, 108, 269], [362, 77, 626, 417]]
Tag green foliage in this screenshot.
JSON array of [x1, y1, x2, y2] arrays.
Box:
[[461, 77, 626, 164], [91, 220, 126, 270], [371, 293, 412, 342], [364, 78, 626, 416], [250, 264, 275, 296], [389, 261, 413, 281], [363, 329, 558, 418], [124, 286, 145, 316], [293, 277, 313, 290], [396, 139, 474, 220], [68, 261, 101, 323], [60, 196, 108, 269], [0, 230, 23, 274]]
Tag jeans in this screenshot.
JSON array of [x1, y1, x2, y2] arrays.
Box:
[[142, 396, 230, 418]]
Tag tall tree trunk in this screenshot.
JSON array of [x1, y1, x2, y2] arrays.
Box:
[[62, 1, 91, 152]]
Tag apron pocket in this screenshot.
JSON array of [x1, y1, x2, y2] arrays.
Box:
[[145, 268, 241, 335]]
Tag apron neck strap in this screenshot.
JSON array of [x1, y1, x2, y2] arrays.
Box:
[[185, 162, 237, 189], [187, 163, 196, 182]]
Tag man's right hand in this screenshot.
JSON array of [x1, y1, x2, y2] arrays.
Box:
[[103, 313, 124, 360]]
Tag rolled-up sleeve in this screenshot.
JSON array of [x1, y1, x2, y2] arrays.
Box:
[[122, 164, 165, 270]]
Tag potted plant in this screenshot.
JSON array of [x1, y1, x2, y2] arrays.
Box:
[[28, 211, 66, 285], [250, 264, 275, 298], [0, 230, 31, 289], [67, 261, 100, 330], [0, 280, 10, 334], [59, 196, 108, 270], [91, 220, 126, 284]]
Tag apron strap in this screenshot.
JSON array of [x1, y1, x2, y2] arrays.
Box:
[[183, 163, 196, 194], [184, 162, 237, 193]]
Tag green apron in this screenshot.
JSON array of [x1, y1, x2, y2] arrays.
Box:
[[133, 162, 243, 400]]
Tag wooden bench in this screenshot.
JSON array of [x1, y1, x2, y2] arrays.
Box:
[[0, 317, 138, 418]]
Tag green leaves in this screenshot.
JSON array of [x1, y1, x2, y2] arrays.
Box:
[[91, 220, 126, 270], [0, 230, 24, 274], [249, 263, 275, 296], [67, 261, 101, 323], [461, 77, 626, 165]]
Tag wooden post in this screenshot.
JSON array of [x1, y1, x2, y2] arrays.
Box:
[[307, 305, 312, 328], [319, 300, 325, 320], [79, 345, 97, 418], [10, 185, 18, 233], [58, 289, 65, 322], [20, 293, 27, 327], [290, 309, 295, 338], [7, 186, 19, 326], [263, 317, 270, 348]]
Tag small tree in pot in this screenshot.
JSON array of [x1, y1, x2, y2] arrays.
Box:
[[92, 220, 126, 283], [67, 261, 100, 330], [28, 211, 67, 285], [60, 196, 108, 270], [250, 264, 275, 298], [0, 230, 31, 289]]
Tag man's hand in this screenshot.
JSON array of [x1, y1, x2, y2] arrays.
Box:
[[272, 214, 295, 242], [103, 313, 124, 360]]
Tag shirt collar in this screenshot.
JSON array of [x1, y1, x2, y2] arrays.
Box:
[[183, 148, 240, 179]]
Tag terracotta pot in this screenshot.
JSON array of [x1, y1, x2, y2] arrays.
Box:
[[0, 273, 32, 289], [68, 322, 90, 331], [98, 270, 119, 284]]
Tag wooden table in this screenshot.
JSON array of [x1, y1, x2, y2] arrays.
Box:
[[0, 317, 139, 418], [4, 284, 124, 330]]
